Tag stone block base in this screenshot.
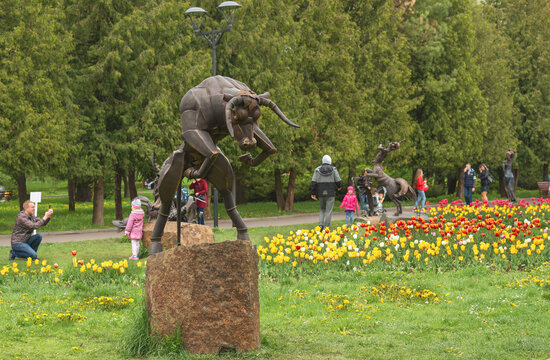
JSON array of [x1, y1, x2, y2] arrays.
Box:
[[145, 241, 260, 354], [142, 220, 214, 250]]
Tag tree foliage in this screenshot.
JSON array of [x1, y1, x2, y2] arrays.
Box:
[[2, 0, 548, 211]]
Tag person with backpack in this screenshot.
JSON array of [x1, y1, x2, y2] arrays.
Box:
[[310, 155, 342, 230], [478, 164, 492, 203]]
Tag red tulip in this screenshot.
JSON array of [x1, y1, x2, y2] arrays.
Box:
[[72, 250, 77, 256]]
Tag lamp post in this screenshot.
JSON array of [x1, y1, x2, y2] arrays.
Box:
[[185, 1, 241, 228]]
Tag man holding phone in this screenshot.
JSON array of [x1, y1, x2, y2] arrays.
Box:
[[9, 200, 53, 260]]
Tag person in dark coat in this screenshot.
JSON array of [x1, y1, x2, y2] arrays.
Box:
[[478, 164, 490, 203], [462, 163, 476, 205], [310, 155, 342, 230]]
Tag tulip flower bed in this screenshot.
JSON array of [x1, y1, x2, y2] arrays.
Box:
[[258, 198, 550, 274]]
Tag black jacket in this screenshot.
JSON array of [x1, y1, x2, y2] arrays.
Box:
[[310, 164, 342, 197]]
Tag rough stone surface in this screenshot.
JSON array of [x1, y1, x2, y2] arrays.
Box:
[[141, 221, 214, 249], [145, 241, 260, 354]]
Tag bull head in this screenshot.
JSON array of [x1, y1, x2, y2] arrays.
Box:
[[223, 92, 299, 151]]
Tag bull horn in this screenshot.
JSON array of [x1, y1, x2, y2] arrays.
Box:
[[224, 95, 244, 137], [258, 97, 299, 128], [257, 92, 270, 99]]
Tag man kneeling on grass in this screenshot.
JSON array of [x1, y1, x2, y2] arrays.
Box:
[[9, 200, 53, 260]]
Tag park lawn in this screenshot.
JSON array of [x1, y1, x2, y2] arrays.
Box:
[[1, 223, 549, 359]]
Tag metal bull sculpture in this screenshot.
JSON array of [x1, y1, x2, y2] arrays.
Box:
[[149, 76, 299, 254]]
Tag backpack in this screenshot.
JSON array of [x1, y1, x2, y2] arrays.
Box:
[[487, 172, 495, 184]]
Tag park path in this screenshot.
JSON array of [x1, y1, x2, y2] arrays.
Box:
[[0, 206, 425, 247]]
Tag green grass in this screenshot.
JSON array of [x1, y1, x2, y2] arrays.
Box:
[[1, 222, 550, 359]]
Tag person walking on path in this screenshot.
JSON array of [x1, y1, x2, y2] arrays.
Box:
[[413, 168, 427, 210], [462, 163, 476, 205], [478, 164, 490, 203], [125, 198, 145, 260], [310, 155, 342, 230], [189, 178, 208, 225], [10, 200, 53, 260], [340, 186, 360, 225]]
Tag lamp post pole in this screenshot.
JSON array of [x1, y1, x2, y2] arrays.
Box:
[[186, 2, 241, 228]]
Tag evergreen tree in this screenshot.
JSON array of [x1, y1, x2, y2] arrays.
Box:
[[404, 0, 488, 195], [0, 0, 77, 208], [487, 0, 550, 187]]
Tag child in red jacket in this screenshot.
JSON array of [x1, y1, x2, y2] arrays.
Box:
[[340, 186, 360, 225]]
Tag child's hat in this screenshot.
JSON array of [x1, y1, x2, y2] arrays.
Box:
[[347, 186, 354, 191], [131, 198, 141, 208]]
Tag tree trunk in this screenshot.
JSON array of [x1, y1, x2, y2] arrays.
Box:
[[123, 172, 130, 198], [75, 180, 92, 202], [543, 163, 549, 182], [347, 162, 356, 187], [498, 167, 507, 197], [128, 168, 138, 199], [235, 174, 247, 205], [274, 168, 284, 211], [513, 168, 519, 191], [455, 167, 465, 199], [16, 172, 28, 210], [114, 167, 123, 220], [68, 177, 75, 211], [447, 174, 457, 195], [92, 178, 105, 226], [284, 167, 296, 212]]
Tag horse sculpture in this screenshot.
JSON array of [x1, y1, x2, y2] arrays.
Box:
[[149, 76, 299, 254], [365, 141, 416, 216]]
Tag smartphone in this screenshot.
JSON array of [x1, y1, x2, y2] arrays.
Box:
[[49, 205, 52, 210]]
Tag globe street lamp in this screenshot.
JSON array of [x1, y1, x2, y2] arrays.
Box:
[[185, 1, 241, 228]]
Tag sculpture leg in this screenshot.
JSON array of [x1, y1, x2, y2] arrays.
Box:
[[150, 148, 185, 254], [392, 195, 402, 216], [206, 151, 250, 241]]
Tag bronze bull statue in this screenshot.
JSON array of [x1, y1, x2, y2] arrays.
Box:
[[149, 76, 299, 254]]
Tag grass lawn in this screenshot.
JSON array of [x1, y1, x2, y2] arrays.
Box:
[[1, 220, 549, 359]]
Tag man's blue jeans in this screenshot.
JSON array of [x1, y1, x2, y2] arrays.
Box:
[[360, 193, 369, 212], [197, 208, 204, 225], [11, 234, 42, 259], [464, 187, 473, 205]]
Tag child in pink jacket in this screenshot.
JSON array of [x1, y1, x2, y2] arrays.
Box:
[[125, 198, 145, 260], [340, 186, 360, 225]]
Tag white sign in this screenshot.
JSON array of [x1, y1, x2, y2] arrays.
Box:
[[30, 192, 42, 203]]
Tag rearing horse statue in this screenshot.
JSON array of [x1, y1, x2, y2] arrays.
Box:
[[365, 141, 416, 216]]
